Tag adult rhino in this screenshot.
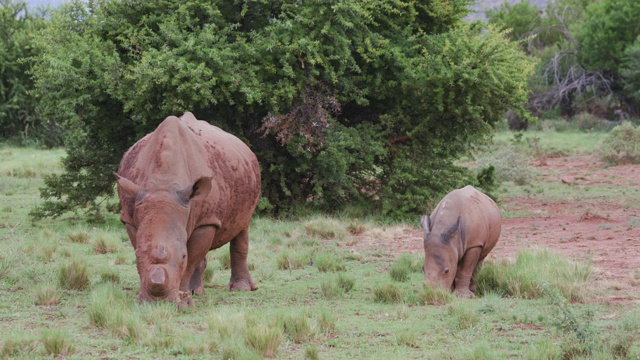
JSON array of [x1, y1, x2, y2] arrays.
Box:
[[420, 185, 501, 298], [116, 112, 261, 308]]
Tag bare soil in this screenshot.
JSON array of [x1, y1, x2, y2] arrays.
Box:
[[356, 155, 640, 303]]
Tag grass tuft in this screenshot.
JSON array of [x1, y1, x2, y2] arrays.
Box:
[[41, 330, 75, 357], [315, 252, 346, 272], [276, 250, 310, 270], [395, 330, 419, 348], [373, 282, 404, 303], [389, 254, 419, 282], [58, 259, 90, 291], [93, 235, 119, 254], [1, 335, 37, 358], [303, 217, 348, 240], [475, 249, 591, 301], [245, 323, 284, 358], [336, 273, 355, 292], [276, 312, 314, 343], [34, 285, 61, 306], [320, 278, 340, 299], [305, 344, 320, 360], [99, 269, 121, 284], [448, 303, 480, 330], [417, 285, 453, 306], [67, 230, 90, 244], [87, 284, 145, 341]]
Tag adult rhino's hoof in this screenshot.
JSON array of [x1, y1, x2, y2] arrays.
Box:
[[227, 280, 258, 291], [454, 288, 475, 298], [192, 285, 205, 296]]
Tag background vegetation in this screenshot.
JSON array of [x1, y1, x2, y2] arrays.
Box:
[[0, 0, 536, 220]]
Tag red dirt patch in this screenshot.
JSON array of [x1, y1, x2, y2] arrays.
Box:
[[355, 155, 640, 303]]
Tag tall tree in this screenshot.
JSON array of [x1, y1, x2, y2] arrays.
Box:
[[0, 0, 51, 142], [30, 0, 533, 220]]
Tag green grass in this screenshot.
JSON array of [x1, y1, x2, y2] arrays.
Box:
[[0, 140, 638, 359], [476, 248, 592, 301], [493, 129, 608, 156]]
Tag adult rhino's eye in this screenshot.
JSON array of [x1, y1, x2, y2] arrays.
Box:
[[444, 268, 450, 274]]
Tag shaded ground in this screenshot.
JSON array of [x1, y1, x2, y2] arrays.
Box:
[[356, 155, 640, 303]]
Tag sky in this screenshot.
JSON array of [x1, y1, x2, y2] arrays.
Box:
[[25, 0, 67, 8]]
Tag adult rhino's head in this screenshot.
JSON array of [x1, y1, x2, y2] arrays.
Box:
[[116, 175, 212, 303], [420, 215, 459, 290]]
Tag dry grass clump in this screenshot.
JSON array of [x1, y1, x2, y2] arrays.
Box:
[[92, 235, 119, 254], [34, 285, 61, 306], [245, 324, 284, 358], [58, 259, 90, 291], [303, 217, 349, 240], [1, 335, 38, 357], [276, 250, 310, 270], [67, 230, 90, 244], [41, 330, 75, 357]]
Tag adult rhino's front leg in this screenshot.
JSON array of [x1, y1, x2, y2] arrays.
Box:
[[453, 247, 483, 298], [179, 225, 215, 307], [228, 228, 257, 291]]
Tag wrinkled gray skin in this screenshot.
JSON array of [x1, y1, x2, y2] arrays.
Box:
[[421, 185, 501, 298], [116, 112, 261, 308]]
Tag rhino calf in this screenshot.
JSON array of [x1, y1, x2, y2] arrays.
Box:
[[420, 185, 501, 298], [116, 112, 261, 308]]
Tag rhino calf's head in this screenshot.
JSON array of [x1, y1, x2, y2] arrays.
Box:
[[420, 214, 459, 290]]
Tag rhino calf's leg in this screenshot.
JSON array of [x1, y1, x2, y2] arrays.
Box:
[[469, 259, 484, 293], [453, 247, 482, 298], [228, 229, 257, 291], [180, 225, 216, 305]]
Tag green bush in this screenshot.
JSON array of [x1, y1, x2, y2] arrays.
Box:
[[0, 1, 55, 144], [599, 122, 640, 165], [475, 145, 532, 185], [29, 0, 533, 221]]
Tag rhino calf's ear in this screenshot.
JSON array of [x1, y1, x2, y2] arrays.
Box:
[[420, 215, 431, 233]]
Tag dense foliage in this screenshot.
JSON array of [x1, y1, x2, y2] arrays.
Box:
[[30, 0, 533, 220], [488, 0, 640, 118], [0, 0, 55, 144]]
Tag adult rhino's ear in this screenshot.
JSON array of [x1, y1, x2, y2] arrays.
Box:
[[180, 176, 212, 202], [115, 174, 142, 197], [420, 215, 431, 233]]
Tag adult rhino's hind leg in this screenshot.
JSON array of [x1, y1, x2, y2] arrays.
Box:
[[228, 228, 257, 291]]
